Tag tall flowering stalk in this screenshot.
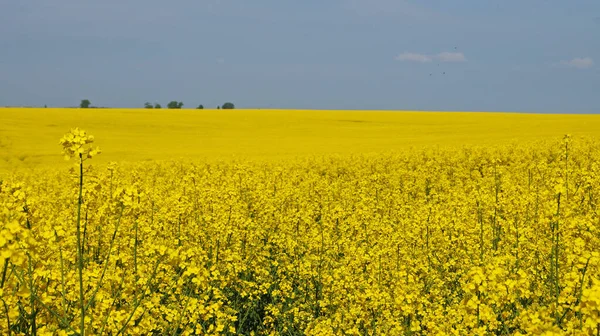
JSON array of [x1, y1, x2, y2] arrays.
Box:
[[59, 128, 100, 336]]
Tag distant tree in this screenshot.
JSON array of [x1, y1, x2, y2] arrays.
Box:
[[222, 102, 235, 109], [154, 103, 162, 109], [167, 101, 184, 109], [44, 105, 47, 108], [80, 99, 91, 108], [217, 106, 220, 109], [197, 105, 204, 109], [144, 102, 154, 109]]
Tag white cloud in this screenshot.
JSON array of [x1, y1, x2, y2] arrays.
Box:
[[435, 51, 466, 62], [560, 57, 594, 69], [396, 51, 466, 63], [395, 52, 432, 63]]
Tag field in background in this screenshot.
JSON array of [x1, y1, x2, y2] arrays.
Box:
[[2, 107, 600, 172]]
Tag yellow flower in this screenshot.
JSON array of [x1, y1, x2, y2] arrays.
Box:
[[59, 127, 100, 161]]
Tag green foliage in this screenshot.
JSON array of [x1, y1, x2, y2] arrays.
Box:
[[167, 101, 184, 109], [144, 102, 154, 109], [154, 103, 162, 109], [197, 105, 204, 109], [80, 99, 91, 108], [222, 102, 235, 109]]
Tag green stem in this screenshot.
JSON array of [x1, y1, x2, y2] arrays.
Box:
[[26, 253, 37, 335], [82, 210, 89, 257], [554, 193, 561, 322], [25, 208, 37, 335], [84, 206, 124, 313], [98, 269, 127, 335], [0, 259, 8, 288], [171, 288, 192, 336], [76, 154, 85, 336], [58, 246, 68, 317], [134, 218, 138, 285], [116, 256, 163, 336], [133, 217, 140, 306], [12, 266, 77, 334], [1, 298, 11, 336]]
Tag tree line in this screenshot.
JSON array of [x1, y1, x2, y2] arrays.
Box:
[[79, 100, 235, 109]]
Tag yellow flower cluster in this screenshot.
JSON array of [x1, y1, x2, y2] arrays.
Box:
[[59, 127, 101, 161], [1, 131, 599, 335]]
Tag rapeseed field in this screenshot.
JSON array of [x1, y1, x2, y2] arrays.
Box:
[[1, 108, 600, 335], [2, 108, 600, 171]]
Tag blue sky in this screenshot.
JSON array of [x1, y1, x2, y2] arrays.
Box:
[[1, 0, 599, 112]]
